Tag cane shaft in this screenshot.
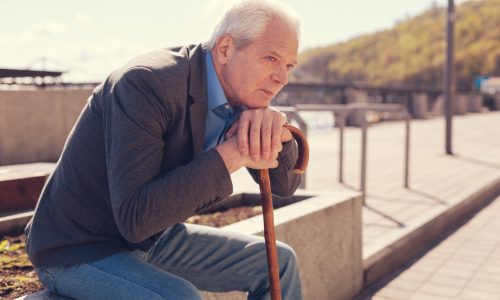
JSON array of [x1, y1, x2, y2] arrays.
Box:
[[259, 169, 282, 300], [258, 124, 309, 300]]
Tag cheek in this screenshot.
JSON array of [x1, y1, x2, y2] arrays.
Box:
[[228, 63, 270, 99], [245, 67, 269, 88]]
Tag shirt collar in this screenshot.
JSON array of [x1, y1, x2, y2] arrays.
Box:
[[205, 50, 229, 111]]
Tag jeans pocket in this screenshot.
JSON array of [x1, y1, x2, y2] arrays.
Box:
[[35, 267, 57, 293]]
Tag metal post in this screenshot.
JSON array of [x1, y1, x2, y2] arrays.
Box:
[[445, 0, 455, 155], [340, 87, 348, 105], [338, 113, 345, 183], [360, 110, 367, 204], [404, 111, 410, 188]]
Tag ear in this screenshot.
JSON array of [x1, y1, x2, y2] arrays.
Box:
[[213, 35, 235, 65]]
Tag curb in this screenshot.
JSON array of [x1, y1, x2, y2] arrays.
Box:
[[362, 177, 500, 288]]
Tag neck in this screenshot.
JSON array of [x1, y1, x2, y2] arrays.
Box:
[[211, 51, 237, 107]]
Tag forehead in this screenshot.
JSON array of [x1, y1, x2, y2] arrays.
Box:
[[250, 19, 298, 61]]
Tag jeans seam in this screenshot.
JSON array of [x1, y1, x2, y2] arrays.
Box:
[[165, 266, 261, 283], [83, 263, 166, 299]]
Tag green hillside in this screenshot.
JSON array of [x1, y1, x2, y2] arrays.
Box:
[[295, 0, 500, 90]]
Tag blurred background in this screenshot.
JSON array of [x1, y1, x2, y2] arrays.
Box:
[[2, 0, 491, 85]]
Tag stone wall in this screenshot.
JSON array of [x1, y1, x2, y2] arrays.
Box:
[[0, 88, 93, 165]]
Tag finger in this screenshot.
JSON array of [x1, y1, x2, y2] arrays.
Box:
[[249, 111, 263, 161], [271, 116, 283, 156], [237, 113, 250, 156], [269, 159, 279, 169], [276, 141, 283, 153], [281, 128, 292, 142], [261, 114, 273, 160]]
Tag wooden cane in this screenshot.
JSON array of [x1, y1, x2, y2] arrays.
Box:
[[258, 124, 309, 300]]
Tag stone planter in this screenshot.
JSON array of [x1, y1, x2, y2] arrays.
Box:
[[16, 191, 363, 300], [0, 163, 54, 215], [201, 191, 363, 300], [493, 94, 500, 111], [467, 94, 483, 113], [410, 93, 429, 119], [0, 176, 46, 214], [454, 94, 468, 115]]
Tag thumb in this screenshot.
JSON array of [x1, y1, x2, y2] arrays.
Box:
[[281, 128, 292, 142], [225, 122, 238, 139]]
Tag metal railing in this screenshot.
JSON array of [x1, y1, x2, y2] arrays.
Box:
[[277, 103, 411, 204]]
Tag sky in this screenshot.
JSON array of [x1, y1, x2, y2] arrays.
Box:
[[0, 0, 466, 82]]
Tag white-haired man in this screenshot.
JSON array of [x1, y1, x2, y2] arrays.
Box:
[[26, 1, 303, 299]]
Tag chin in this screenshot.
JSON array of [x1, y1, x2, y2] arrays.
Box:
[[237, 99, 270, 109], [247, 102, 271, 109]]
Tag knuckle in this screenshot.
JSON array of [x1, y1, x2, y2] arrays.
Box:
[[262, 127, 272, 135], [250, 127, 261, 134]]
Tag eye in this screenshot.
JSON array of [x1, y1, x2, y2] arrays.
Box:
[[286, 64, 296, 71], [265, 56, 277, 62]]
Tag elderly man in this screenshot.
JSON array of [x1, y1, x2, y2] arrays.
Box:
[[26, 0, 303, 299]]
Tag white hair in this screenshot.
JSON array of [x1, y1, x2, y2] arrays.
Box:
[[207, 0, 301, 50]]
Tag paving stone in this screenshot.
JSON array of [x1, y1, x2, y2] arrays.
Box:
[[457, 288, 500, 300], [409, 292, 454, 300], [426, 274, 469, 288], [417, 283, 462, 298], [374, 287, 415, 300]]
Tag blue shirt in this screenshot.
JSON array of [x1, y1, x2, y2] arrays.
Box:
[[203, 51, 243, 151]]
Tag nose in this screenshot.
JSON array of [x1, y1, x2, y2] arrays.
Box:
[[271, 65, 288, 86]]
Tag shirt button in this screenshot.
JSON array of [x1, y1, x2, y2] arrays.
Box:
[[224, 104, 230, 109]]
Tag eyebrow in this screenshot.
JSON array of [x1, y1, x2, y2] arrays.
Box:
[[269, 50, 298, 66]]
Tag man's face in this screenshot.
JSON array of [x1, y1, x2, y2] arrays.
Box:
[[218, 19, 299, 108]]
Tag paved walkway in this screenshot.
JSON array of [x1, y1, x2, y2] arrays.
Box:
[[364, 195, 500, 300]]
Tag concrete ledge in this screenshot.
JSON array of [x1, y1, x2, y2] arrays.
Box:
[[0, 210, 34, 234], [363, 177, 500, 287], [15, 290, 72, 300], [202, 190, 363, 300], [0, 163, 54, 215]]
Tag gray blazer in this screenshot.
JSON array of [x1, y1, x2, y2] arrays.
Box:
[[25, 44, 300, 268]]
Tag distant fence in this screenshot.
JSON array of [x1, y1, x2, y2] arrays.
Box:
[[274, 83, 485, 119], [0, 81, 495, 165]]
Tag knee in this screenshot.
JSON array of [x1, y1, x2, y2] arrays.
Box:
[[276, 242, 299, 271]]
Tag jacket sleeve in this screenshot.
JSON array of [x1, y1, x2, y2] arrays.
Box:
[[246, 139, 301, 198], [104, 67, 233, 243]]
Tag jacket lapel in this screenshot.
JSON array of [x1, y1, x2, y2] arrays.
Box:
[[187, 44, 208, 157]]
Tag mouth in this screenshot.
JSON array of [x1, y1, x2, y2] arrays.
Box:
[[260, 89, 275, 97]]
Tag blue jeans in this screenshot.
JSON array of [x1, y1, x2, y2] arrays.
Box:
[[36, 223, 302, 299]]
